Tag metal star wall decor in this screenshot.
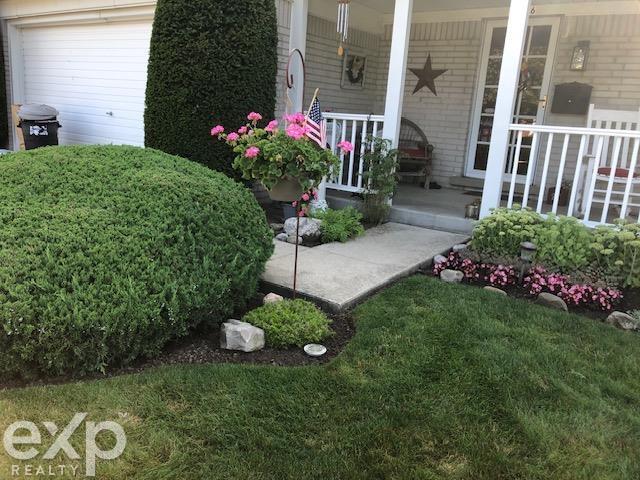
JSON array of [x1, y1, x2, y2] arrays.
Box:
[[410, 54, 448, 96]]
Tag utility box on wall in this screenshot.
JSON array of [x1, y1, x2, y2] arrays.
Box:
[[551, 82, 593, 115]]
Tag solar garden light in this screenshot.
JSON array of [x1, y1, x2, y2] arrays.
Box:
[[519, 241, 537, 282]]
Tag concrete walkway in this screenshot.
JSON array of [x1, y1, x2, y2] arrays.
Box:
[[261, 223, 468, 312]]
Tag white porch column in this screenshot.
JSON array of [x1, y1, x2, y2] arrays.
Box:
[[479, 0, 531, 218], [382, 0, 413, 147], [288, 0, 308, 114]]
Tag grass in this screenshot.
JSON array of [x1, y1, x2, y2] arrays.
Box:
[[1, 276, 639, 479]]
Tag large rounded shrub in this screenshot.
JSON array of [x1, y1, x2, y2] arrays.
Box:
[[144, 0, 278, 178], [0, 146, 274, 378]]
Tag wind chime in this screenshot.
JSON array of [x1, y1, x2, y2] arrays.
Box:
[[337, 0, 350, 56]]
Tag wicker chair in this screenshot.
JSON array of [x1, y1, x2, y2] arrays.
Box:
[[398, 117, 434, 189]]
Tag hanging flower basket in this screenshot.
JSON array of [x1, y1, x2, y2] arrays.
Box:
[[268, 177, 304, 202]]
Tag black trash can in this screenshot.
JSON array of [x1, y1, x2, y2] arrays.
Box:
[[18, 104, 61, 150]]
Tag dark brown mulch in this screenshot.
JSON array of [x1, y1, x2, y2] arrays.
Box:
[[0, 305, 356, 391]]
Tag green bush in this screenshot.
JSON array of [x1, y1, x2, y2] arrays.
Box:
[[242, 300, 332, 348], [0, 145, 274, 378], [471, 207, 544, 257], [535, 215, 593, 272], [314, 207, 364, 243], [144, 0, 277, 178], [0, 36, 8, 148], [591, 221, 640, 288]]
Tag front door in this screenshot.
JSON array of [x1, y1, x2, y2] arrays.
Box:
[[465, 18, 560, 181]]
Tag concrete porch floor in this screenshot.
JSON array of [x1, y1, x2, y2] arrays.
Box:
[[260, 222, 468, 312]]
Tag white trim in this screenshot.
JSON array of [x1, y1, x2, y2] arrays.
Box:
[[288, 0, 308, 114], [381, 1, 640, 25], [465, 15, 560, 182]]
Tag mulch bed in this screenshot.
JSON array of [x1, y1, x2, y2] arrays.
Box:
[[0, 304, 356, 391]]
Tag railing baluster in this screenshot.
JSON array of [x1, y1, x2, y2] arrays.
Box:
[[621, 138, 640, 219], [371, 121, 379, 152], [338, 121, 347, 186], [552, 134, 571, 214], [567, 134, 588, 217], [507, 130, 523, 208], [601, 136, 623, 224], [521, 131, 539, 209], [536, 133, 554, 213], [583, 136, 606, 223], [329, 119, 338, 182], [357, 120, 368, 190], [347, 120, 357, 188]]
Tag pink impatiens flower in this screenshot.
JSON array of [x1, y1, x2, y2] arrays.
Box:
[[286, 123, 308, 140], [211, 125, 224, 136], [248, 112, 263, 122], [226, 132, 239, 142], [238, 126, 248, 135], [245, 146, 260, 158], [265, 120, 279, 133], [337, 141, 354, 154]]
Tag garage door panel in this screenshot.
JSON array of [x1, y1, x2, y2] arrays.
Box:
[[21, 21, 151, 146]]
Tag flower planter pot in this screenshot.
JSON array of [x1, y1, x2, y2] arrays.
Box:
[[268, 178, 304, 202]]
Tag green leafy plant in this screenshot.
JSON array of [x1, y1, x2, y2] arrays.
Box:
[[534, 214, 593, 272], [0, 145, 274, 379], [243, 300, 333, 348], [214, 113, 341, 191], [591, 221, 640, 288], [471, 206, 544, 257], [361, 137, 399, 225], [314, 207, 364, 243], [144, 0, 277, 179]]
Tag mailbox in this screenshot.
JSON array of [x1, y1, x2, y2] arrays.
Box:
[[551, 82, 593, 115]]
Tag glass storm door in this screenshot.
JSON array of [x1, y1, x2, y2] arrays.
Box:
[[465, 18, 560, 181]]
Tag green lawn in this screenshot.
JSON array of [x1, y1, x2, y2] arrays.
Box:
[[1, 276, 639, 479]]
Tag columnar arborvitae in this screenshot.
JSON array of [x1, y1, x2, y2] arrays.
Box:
[[144, 0, 278, 178]]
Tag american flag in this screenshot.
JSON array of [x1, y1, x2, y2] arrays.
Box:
[[305, 97, 327, 149]]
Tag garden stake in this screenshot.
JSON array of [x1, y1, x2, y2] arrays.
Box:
[[293, 203, 301, 299]]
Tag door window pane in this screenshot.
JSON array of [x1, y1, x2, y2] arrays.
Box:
[[482, 88, 497, 113], [490, 27, 507, 56], [527, 58, 546, 87], [486, 58, 502, 85], [475, 144, 490, 170], [519, 88, 540, 116], [529, 25, 552, 55]]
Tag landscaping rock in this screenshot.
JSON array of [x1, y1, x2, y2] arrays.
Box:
[[284, 217, 322, 244], [484, 286, 507, 296], [287, 234, 303, 245], [433, 254, 447, 265], [535, 293, 568, 312], [440, 269, 464, 283], [452, 244, 468, 253], [606, 311, 639, 331], [270, 223, 284, 232], [220, 320, 265, 352], [263, 293, 284, 305], [275, 233, 288, 242]]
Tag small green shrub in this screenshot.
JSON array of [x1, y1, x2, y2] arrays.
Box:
[[0, 145, 274, 378], [591, 221, 640, 288], [471, 207, 544, 257], [242, 300, 332, 348], [535, 214, 593, 272], [362, 137, 399, 225], [314, 207, 364, 243]]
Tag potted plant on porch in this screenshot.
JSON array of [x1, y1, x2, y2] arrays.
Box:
[[212, 112, 344, 203]]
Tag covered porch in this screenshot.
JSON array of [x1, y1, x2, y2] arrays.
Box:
[[284, 0, 640, 231]]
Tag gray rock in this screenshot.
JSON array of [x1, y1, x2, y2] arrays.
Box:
[[276, 233, 288, 242], [440, 269, 464, 283], [287, 234, 303, 245], [433, 254, 447, 265], [535, 292, 568, 312], [220, 320, 265, 352], [270, 223, 284, 232], [452, 244, 468, 253], [284, 217, 322, 243], [606, 311, 639, 331], [263, 293, 284, 305], [484, 286, 507, 296]]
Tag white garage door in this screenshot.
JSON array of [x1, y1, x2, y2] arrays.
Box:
[[20, 21, 152, 146]]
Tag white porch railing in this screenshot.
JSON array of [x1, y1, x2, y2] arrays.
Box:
[[507, 124, 640, 226], [324, 112, 385, 193]]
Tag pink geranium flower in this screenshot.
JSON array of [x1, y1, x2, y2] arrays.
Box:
[[248, 112, 263, 122], [226, 132, 239, 142], [286, 123, 308, 140], [337, 141, 354, 154], [285, 113, 306, 125], [265, 120, 279, 133], [301, 193, 310, 202], [211, 125, 224, 136], [238, 126, 248, 135], [245, 146, 260, 158]]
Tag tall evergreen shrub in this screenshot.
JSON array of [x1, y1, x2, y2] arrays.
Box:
[[144, 0, 278, 178]]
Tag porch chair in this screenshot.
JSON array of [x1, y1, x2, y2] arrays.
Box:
[[398, 118, 434, 189], [578, 104, 640, 218]]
